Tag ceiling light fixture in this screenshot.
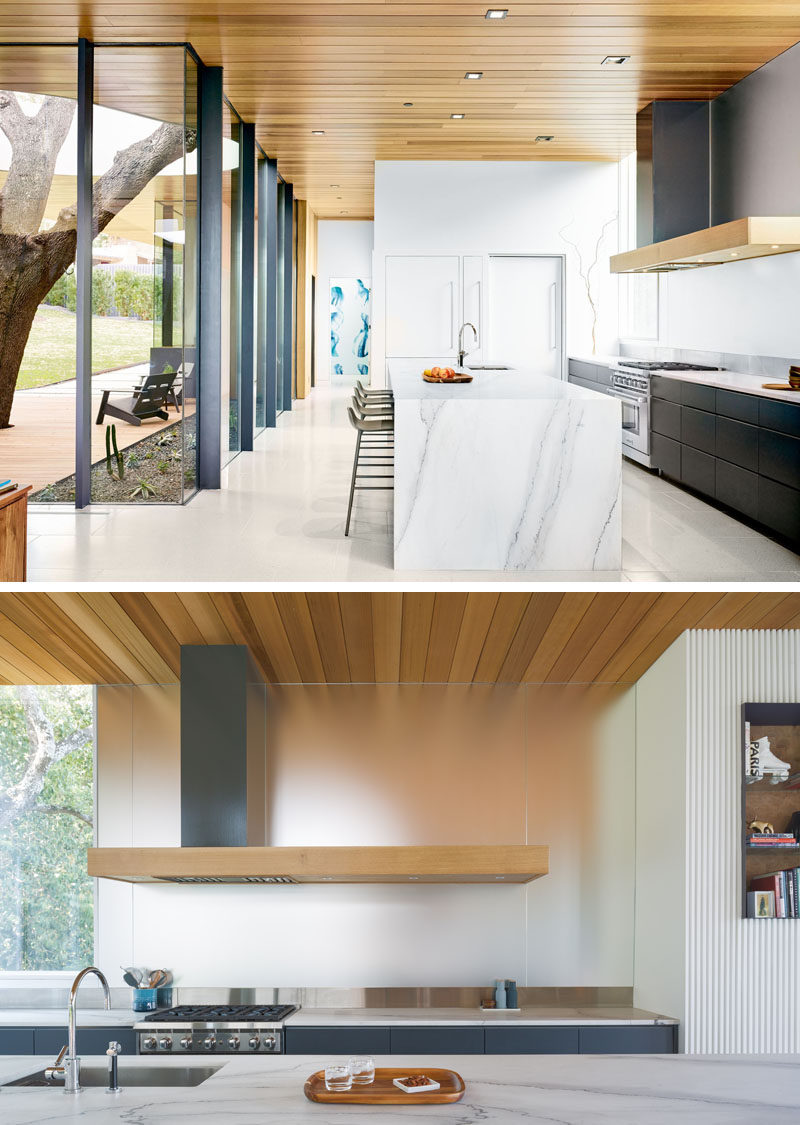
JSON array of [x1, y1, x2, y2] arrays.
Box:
[[485, 8, 508, 18], [330, 183, 340, 187], [772, 244, 781, 249], [602, 55, 630, 66], [403, 102, 414, 107], [311, 129, 325, 136], [535, 135, 554, 143], [451, 113, 466, 119], [465, 72, 483, 80], [340, 210, 349, 215]]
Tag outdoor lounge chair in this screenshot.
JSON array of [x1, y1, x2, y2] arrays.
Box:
[[134, 362, 194, 411], [95, 371, 177, 426]]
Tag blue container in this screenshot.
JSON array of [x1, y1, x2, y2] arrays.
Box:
[[505, 979, 518, 1008], [494, 980, 507, 1009], [156, 986, 173, 1009], [132, 987, 158, 1012]]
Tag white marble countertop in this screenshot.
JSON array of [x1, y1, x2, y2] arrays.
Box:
[[649, 366, 800, 404], [568, 353, 622, 367], [388, 360, 610, 401], [1, 1052, 799, 1123], [0, 1008, 136, 1028], [286, 1006, 677, 1027]]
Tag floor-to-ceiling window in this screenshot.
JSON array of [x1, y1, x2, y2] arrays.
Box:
[[0, 46, 78, 503], [222, 99, 242, 464], [276, 178, 286, 415]]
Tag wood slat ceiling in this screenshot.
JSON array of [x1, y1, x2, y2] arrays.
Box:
[[0, 4, 799, 215], [0, 591, 799, 688]]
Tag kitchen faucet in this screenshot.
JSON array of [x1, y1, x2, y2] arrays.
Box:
[[47, 966, 111, 1093], [458, 322, 478, 367]]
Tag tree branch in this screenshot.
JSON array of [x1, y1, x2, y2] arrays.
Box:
[[0, 94, 75, 234], [0, 92, 27, 144], [35, 804, 93, 828]]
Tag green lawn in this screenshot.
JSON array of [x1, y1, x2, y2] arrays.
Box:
[[16, 305, 154, 390]]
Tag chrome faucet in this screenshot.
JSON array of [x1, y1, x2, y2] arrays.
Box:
[[458, 321, 478, 368], [48, 966, 111, 1093]]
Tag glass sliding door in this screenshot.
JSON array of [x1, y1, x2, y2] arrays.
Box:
[[89, 45, 198, 505], [0, 46, 78, 503]]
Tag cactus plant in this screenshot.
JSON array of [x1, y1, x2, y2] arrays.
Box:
[[105, 424, 125, 480]]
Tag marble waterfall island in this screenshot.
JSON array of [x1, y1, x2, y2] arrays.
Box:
[[388, 362, 621, 571]]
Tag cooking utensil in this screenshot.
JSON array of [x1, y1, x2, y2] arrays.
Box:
[[121, 966, 142, 987]]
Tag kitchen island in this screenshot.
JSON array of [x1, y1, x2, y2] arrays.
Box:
[[1, 1052, 798, 1123], [388, 361, 621, 571]]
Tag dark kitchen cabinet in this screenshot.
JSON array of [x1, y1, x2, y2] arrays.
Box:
[[0, 1028, 35, 1054], [578, 1025, 677, 1054], [284, 1026, 391, 1055], [567, 359, 614, 396], [649, 377, 800, 548], [35, 1027, 137, 1057], [390, 1027, 484, 1055], [485, 1026, 579, 1054]]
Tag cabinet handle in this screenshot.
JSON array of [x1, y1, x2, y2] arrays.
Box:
[[549, 282, 557, 350], [448, 280, 454, 349]]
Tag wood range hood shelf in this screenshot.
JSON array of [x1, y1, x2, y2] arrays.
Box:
[[87, 845, 549, 885], [610, 217, 800, 274]]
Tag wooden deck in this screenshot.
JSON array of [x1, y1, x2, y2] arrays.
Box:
[[1, 378, 195, 493]]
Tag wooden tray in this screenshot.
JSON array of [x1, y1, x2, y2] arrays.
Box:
[[762, 383, 800, 391], [304, 1067, 465, 1105], [423, 372, 473, 384]]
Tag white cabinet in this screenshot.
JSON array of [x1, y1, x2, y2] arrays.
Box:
[[385, 255, 460, 358], [487, 255, 562, 378]]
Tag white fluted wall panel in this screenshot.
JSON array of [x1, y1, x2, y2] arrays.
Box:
[[685, 630, 800, 1054]]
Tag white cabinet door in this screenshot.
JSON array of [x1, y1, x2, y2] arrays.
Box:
[[461, 255, 484, 366], [487, 255, 563, 378], [385, 255, 459, 358]]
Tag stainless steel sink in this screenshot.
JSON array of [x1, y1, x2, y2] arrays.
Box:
[[466, 364, 511, 370], [3, 1064, 221, 1088]]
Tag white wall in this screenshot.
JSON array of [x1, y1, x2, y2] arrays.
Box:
[[314, 220, 374, 384], [95, 683, 635, 990], [652, 254, 800, 358], [372, 160, 621, 380]]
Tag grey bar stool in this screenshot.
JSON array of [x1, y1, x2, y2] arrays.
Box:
[[345, 405, 394, 537]]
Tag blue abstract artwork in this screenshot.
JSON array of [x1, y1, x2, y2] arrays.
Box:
[[330, 277, 371, 382]]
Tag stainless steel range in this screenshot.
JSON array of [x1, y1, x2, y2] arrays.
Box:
[[135, 1004, 297, 1055], [611, 359, 720, 467]]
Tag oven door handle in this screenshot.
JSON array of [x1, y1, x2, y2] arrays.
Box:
[[611, 389, 648, 405]]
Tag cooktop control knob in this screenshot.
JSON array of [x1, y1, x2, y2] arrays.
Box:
[[263, 1035, 276, 1051], [228, 1036, 240, 1051], [159, 1037, 172, 1051], [180, 1036, 193, 1050], [203, 1036, 216, 1051], [142, 1037, 157, 1052], [248, 1036, 260, 1050]]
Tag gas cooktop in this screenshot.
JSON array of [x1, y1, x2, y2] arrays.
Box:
[[142, 1004, 297, 1023], [617, 360, 720, 372]]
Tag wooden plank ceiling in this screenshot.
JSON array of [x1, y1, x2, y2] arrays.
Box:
[[0, 591, 799, 688], [0, 3, 799, 216]]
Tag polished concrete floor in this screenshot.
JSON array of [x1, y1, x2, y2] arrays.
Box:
[[24, 384, 800, 583]]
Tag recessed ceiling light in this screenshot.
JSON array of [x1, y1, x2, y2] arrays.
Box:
[[485, 8, 508, 18], [698, 258, 705, 263], [771, 244, 781, 249], [311, 129, 325, 136], [602, 55, 630, 66], [330, 183, 340, 187], [451, 113, 466, 119], [340, 210, 349, 214], [535, 135, 554, 143], [403, 102, 414, 107], [465, 72, 483, 80], [731, 251, 739, 257]]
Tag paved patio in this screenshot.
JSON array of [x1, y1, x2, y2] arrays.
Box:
[[1, 364, 195, 492]]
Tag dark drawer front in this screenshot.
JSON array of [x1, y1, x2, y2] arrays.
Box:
[[651, 375, 681, 403], [681, 406, 715, 455], [717, 388, 759, 424], [758, 477, 800, 544], [760, 398, 800, 439], [651, 433, 681, 480], [36, 1028, 137, 1056], [390, 1027, 484, 1055], [716, 461, 759, 522], [681, 381, 716, 412], [759, 428, 800, 490], [594, 365, 614, 388], [681, 446, 715, 498], [651, 397, 681, 441], [578, 1025, 676, 1055], [716, 416, 758, 473], [569, 375, 599, 393], [0, 1028, 35, 1054], [485, 1027, 579, 1055], [284, 1027, 391, 1055], [568, 359, 599, 383]]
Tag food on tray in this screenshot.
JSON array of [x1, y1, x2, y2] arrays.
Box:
[[423, 366, 457, 380], [403, 1075, 435, 1087]]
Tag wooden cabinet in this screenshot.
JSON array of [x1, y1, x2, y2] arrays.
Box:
[[0, 486, 31, 582], [649, 378, 800, 548]]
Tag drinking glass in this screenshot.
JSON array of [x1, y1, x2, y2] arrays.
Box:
[[348, 1056, 375, 1085], [324, 1064, 353, 1092]]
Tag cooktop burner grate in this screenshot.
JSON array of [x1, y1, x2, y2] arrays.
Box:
[[618, 360, 720, 372], [143, 1004, 297, 1023]]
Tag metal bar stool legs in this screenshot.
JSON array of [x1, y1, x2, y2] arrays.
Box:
[[345, 405, 394, 537]]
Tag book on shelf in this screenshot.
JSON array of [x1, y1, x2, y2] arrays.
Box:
[[747, 890, 776, 918], [751, 869, 800, 918]]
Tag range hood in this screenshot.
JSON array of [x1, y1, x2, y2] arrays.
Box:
[[611, 216, 800, 274], [87, 645, 549, 886]]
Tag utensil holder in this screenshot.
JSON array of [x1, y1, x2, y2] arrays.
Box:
[[155, 986, 173, 1008], [132, 987, 158, 1012]]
